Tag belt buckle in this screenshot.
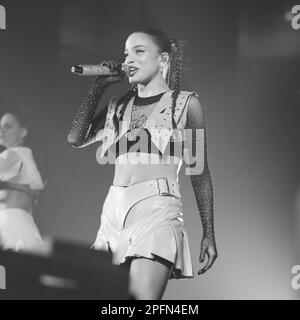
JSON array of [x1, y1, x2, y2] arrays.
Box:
[[156, 178, 170, 196]]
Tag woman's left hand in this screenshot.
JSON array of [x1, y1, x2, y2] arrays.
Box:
[[198, 236, 218, 275]]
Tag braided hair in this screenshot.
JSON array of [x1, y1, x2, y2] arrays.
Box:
[[168, 39, 183, 129], [113, 28, 183, 136]]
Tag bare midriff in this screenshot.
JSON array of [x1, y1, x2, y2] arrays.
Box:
[[113, 152, 181, 186], [0, 189, 33, 212]]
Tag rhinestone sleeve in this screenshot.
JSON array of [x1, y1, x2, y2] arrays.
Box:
[[67, 78, 111, 147], [185, 95, 216, 244]]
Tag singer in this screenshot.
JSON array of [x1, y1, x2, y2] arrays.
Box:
[[0, 111, 44, 251], [68, 28, 217, 300]]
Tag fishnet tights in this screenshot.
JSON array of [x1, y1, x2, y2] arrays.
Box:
[[122, 197, 174, 300]]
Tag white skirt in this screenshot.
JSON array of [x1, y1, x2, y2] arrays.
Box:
[[0, 208, 43, 252], [93, 178, 194, 279]]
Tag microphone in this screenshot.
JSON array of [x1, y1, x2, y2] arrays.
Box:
[[71, 63, 129, 76]]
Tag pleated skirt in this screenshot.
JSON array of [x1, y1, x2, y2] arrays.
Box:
[[93, 180, 194, 279]]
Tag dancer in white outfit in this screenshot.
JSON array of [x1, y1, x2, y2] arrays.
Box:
[[68, 28, 217, 299], [0, 112, 44, 251]]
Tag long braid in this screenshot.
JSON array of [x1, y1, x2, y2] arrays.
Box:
[[170, 39, 183, 129]]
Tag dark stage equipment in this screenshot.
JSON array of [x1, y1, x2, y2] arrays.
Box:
[[0, 240, 130, 300]]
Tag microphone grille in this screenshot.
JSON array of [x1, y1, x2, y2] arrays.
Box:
[[121, 63, 130, 76], [71, 65, 83, 74]]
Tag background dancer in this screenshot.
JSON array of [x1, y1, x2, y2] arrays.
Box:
[[0, 112, 44, 251]]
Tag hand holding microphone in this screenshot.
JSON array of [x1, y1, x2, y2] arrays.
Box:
[[71, 60, 129, 84]]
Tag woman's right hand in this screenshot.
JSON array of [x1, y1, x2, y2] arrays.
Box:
[[97, 60, 126, 85]]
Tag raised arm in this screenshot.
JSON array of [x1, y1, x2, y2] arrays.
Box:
[[67, 61, 125, 148], [185, 94, 217, 275], [67, 77, 110, 148]]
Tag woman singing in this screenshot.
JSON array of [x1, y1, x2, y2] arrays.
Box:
[[68, 28, 217, 299], [0, 112, 44, 251]]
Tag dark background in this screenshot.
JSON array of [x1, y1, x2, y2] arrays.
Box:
[[0, 0, 299, 299]]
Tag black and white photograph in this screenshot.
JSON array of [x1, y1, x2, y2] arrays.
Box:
[[0, 0, 299, 303]]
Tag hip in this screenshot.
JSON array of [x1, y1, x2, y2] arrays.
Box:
[[101, 177, 183, 231]]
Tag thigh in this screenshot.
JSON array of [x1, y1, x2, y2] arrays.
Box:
[[127, 256, 174, 300]]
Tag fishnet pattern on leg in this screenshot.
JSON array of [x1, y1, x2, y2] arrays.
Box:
[[128, 257, 174, 300], [122, 197, 174, 299]]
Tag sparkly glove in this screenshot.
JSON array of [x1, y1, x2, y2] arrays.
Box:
[[67, 60, 124, 147]]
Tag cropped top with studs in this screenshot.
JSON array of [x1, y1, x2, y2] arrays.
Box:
[[96, 90, 197, 163]]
